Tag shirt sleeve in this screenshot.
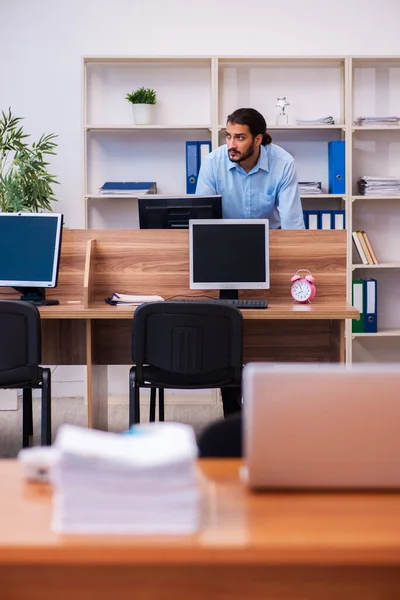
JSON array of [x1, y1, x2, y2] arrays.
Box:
[[195, 155, 218, 195], [276, 160, 305, 229]]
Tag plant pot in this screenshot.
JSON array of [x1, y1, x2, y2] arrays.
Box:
[[132, 104, 154, 125]]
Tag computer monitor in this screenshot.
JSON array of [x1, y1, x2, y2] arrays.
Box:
[[138, 194, 222, 229], [0, 212, 63, 305], [189, 219, 270, 300]]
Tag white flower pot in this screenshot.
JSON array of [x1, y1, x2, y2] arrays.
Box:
[[132, 104, 154, 125]]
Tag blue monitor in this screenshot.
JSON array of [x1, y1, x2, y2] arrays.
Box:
[[0, 212, 63, 305], [138, 194, 222, 229]]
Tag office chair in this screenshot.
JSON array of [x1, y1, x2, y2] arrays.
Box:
[[128, 301, 243, 425], [0, 300, 51, 447], [197, 412, 243, 458]]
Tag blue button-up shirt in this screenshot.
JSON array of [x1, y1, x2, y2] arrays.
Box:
[[195, 143, 305, 229]]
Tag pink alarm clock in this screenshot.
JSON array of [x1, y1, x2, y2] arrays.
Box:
[[290, 269, 316, 303]]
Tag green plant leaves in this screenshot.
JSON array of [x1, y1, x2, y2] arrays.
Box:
[[125, 87, 157, 105], [0, 108, 59, 212]]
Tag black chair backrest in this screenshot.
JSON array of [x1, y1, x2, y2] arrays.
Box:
[[0, 300, 41, 369], [132, 301, 243, 386]]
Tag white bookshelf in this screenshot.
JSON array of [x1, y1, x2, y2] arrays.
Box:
[[347, 57, 400, 365], [83, 55, 349, 228], [352, 263, 400, 270], [83, 55, 400, 366], [83, 56, 215, 228]]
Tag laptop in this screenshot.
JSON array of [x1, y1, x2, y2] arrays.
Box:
[[242, 362, 400, 490]]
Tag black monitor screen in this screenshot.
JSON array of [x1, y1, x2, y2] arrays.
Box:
[[189, 220, 270, 291], [0, 213, 63, 287], [138, 195, 222, 229]]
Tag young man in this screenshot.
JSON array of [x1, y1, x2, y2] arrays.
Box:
[[195, 107, 305, 229], [196, 108, 304, 416]]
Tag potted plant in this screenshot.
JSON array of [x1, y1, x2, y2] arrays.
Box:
[[125, 87, 157, 125], [0, 108, 59, 212]]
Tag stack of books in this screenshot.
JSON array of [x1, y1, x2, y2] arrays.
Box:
[[358, 176, 400, 196], [51, 423, 201, 534], [352, 230, 379, 265], [99, 182, 157, 195]]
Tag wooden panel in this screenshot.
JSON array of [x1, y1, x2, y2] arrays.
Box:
[[92, 320, 132, 364], [46, 237, 88, 303], [2, 565, 400, 600], [37, 301, 358, 321], [56, 229, 346, 303], [89, 320, 337, 365], [86, 320, 108, 430], [83, 239, 96, 308], [41, 320, 87, 364], [243, 320, 336, 363]]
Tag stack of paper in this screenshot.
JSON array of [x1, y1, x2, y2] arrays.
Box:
[[358, 176, 400, 196], [99, 182, 157, 195], [354, 116, 400, 126], [296, 116, 335, 125], [298, 181, 323, 195], [51, 423, 201, 534], [105, 293, 165, 306]]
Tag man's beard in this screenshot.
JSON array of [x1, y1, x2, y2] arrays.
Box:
[[228, 142, 256, 164]]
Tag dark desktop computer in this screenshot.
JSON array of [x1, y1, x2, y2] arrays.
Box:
[[0, 212, 63, 305], [138, 194, 222, 229], [189, 219, 269, 306]]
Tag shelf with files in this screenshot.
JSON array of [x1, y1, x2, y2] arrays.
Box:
[[83, 56, 215, 228], [347, 57, 400, 364], [84, 128, 212, 229], [215, 56, 348, 188], [216, 56, 347, 130]]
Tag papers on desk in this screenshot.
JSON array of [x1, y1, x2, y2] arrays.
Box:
[[51, 423, 201, 534], [106, 293, 165, 306]]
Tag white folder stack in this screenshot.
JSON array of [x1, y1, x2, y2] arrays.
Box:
[[51, 423, 201, 534]]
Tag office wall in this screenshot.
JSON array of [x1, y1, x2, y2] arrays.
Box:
[[1, 0, 399, 399], [1, 0, 400, 228]]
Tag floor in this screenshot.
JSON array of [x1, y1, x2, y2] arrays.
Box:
[[0, 397, 224, 458]]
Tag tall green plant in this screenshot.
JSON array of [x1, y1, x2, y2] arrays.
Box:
[[0, 108, 59, 212]]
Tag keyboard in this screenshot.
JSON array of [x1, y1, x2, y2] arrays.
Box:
[[168, 299, 268, 309]]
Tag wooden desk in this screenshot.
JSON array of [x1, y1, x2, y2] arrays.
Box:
[[2, 459, 400, 600], [4, 229, 358, 430]]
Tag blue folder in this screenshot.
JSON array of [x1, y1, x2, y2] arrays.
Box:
[[186, 141, 200, 194], [363, 278, 377, 333], [307, 210, 320, 230], [328, 141, 345, 194], [320, 210, 333, 230], [332, 209, 346, 229]]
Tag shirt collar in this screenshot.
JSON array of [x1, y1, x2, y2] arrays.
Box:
[[226, 144, 270, 173]]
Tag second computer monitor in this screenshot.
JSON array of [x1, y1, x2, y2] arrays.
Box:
[[138, 194, 222, 229], [189, 219, 270, 300]]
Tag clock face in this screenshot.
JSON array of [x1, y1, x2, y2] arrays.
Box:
[[291, 279, 312, 302]]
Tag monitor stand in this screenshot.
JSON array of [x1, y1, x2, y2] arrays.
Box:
[[13, 287, 59, 306], [219, 289, 239, 301]]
